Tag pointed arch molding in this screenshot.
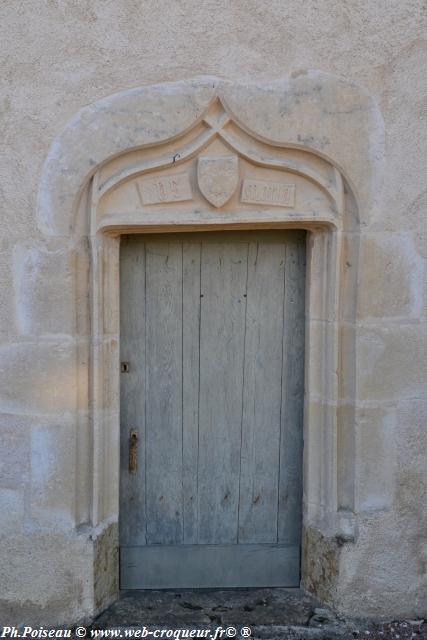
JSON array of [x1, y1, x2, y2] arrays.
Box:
[[36, 74, 384, 605], [38, 73, 383, 237]]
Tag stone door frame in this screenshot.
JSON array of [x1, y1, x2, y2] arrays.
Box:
[[36, 74, 383, 611]]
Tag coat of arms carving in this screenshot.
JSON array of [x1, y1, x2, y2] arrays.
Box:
[[197, 155, 239, 208]]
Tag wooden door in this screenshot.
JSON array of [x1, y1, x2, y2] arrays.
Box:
[[119, 231, 305, 589]]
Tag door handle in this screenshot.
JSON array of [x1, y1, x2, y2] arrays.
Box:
[[129, 429, 138, 474]]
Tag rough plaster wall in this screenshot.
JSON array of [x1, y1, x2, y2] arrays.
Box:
[[0, 0, 426, 623]]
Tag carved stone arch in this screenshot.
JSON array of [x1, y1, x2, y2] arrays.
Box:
[[36, 73, 384, 613]]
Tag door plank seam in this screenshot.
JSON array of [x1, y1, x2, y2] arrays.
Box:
[[237, 242, 250, 544]]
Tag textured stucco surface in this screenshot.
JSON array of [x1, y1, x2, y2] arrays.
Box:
[[0, 0, 426, 626]]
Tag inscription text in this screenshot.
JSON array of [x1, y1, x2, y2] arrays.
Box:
[[241, 179, 295, 207], [139, 173, 192, 205]]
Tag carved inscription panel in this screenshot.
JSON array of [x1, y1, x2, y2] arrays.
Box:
[[96, 95, 341, 228], [97, 138, 337, 225], [241, 179, 295, 207], [138, 173, 192, 205]]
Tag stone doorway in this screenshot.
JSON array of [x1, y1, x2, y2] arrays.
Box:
[[35, 74, 376, 620]]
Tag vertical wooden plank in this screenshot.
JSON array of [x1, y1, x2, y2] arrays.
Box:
[[238, 239, 286, 543], [197, 240, 248, 544], [278, 235, 306, 544], [182, 241, 201, 543], [145, 239, 183, 545], [119, 237, 147, 546]]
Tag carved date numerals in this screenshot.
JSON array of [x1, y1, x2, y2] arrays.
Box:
[[139, 173, 193, 205]]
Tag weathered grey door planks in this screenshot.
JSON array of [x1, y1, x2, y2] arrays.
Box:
[[182, 242, 202, 545], [145, 241, 184, 545], [119, 241, 147, 546], [120, 231, 306, 588], [238, 241, 287, 544], [197, 241, 248, 545]]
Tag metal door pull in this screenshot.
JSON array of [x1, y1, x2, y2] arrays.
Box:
[[129, 430, 138, 474]]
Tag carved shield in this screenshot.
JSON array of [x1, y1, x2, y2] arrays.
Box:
[[197, 155, 239, 208]]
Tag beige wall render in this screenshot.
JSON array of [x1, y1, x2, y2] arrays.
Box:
[[0, 0, 426, 626]]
